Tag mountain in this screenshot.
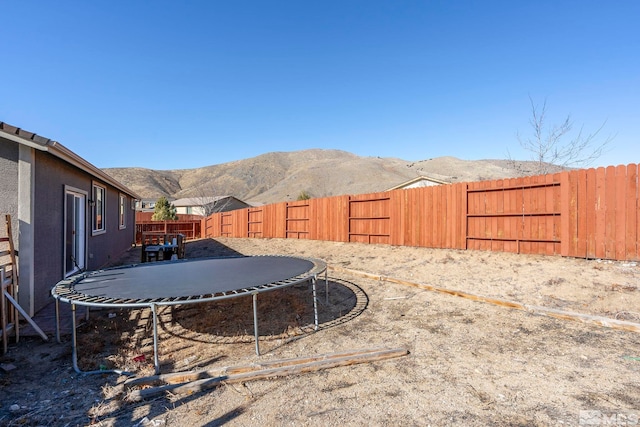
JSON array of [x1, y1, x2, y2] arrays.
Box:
[[102, 149, 557, 205]]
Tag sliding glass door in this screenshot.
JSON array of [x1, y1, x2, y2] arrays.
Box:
[[64, 188, 87, 276]]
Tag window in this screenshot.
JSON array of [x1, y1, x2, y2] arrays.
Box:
[[119, 194, 126, 229], [92, 183, 106, 234]]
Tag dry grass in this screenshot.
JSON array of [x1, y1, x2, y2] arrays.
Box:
[[2, 237, 639, 426]]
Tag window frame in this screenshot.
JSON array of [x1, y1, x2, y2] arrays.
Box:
[[119, 193, 127, 230], [92, 182, 107, 235]]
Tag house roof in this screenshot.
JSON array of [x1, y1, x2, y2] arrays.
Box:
[[0, 121, 140, 199], [171, 196, 246, 207], [385, 175, 450, 191]]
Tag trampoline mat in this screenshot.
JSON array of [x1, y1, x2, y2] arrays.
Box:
[[72, 256, 316, 300]]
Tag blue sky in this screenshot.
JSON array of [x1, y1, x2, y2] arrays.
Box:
[[1, 1, 638, 170]]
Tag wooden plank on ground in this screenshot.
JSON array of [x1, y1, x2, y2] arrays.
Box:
[[329, 265, 640, 334], [126, 347, 409, 400]]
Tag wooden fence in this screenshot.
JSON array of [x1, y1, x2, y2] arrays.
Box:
[[135, 220, 202, 244], [135, 212, 203, 222], [203, 163, 639, 261]]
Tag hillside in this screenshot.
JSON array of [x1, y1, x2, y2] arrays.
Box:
[[102, 149, 556, 205]]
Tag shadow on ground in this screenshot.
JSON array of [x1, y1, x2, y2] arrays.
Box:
[[106, 238, 245, 268], [62, 238, 370, 426], [164, 277, 368, 341]]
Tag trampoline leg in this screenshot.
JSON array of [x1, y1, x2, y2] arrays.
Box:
[[312, 276, 319, 331], [71, 304, 79, 372], [55, 299, 61, 343], [253, 292, 260, 356], [152, 304, 160, 374], [325, 270, 329, 305], [69, 303, 132, 376]]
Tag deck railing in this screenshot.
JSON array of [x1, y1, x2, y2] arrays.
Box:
[[135, 220, 201, 244]]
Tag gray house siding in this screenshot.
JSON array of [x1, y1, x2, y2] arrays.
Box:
[[0, 139, 19, 242], [88, 183, 136, 268], [33, 151, 68, 312], [30, 151, 136, 313]]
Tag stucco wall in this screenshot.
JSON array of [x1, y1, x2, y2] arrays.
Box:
[[32, 151, 136, 312], [0, 138, 19, 243], [88, 186, 136, 267]]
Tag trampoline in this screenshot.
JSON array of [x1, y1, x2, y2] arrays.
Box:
[[51, 255, 327, 374]]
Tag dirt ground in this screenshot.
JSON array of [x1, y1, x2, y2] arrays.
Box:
[[1, 237, 639, 426]]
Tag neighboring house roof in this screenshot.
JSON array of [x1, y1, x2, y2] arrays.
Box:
[[171, 196, 246, 207], [0, 121, 140, 199], [385, 175, 450, 191]]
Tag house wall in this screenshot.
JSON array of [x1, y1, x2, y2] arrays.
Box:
[[89, 185, 136, 267], [0, 139, 19, 242], [175, 206, 201, 216], [404, 180, 440, 189], [174, 199, 250, 216], [32, 151, 136, 313]]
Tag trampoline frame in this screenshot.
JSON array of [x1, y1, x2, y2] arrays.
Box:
[[51, 255, 327, 375]]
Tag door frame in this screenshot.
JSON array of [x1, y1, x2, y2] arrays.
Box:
[[63, 186, 88, 277]]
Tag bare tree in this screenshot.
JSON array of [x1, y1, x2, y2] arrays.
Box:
[[514, 96, 614, 174], [191, 183, 233, 217]]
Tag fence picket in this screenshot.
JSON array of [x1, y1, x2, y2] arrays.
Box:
[[615, 165, 627, 260], [626, 164, 639, 260]]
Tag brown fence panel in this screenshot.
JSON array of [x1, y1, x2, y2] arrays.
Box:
[[309, 195, 349, 242], [594, 167, 607, 259], [446, 183, 460, 249], [247, 207, 263, 238], [614, 165, 626, 260], [584, 167, 597, 258], [422, 186, 433, 248], [285, 201, 310, 239], [399, 188, 417, 247], [431, 184, 443, 248], [389, 190, 403, 246], [604, 166, 616, 259], [563, 164, 640, 261], [309, 196, 340, 241], [203, 214, 217, 238], [576, 169, 588, 258], [253, 202, 285, 238], [466, 174, 561, 255], [348, 193, 390, 244], [233, 209, 248, 237], [220, 212, 233, 237], [627, 164, 639, 260]]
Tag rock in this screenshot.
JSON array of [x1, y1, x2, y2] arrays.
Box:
[[0, 363, 17, 372]]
